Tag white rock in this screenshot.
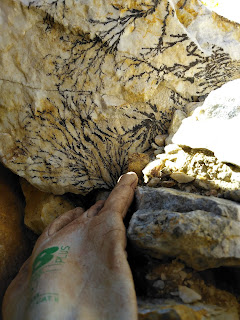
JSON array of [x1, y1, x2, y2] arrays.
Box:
[[173, 80, 240, 167], [178, 286, 202, 304], [165, 110, 187, 145]]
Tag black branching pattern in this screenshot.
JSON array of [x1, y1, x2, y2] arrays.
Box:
[[13, 92, 170, 193], [7, 0, 239, 193], [89, 1, 160, 53]]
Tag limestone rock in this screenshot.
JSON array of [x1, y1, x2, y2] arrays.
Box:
[[0, 0, 240, 195], [0, 165, 30, 304], [138, 299, 239, 320], [165, 110, 187, 146], [143, 146, 240, 194], [21, 179, 75, 234], [178, 286, 202, 304], [222, 189, 240, 203], [128, 187, 240, 270], [173, 79, 240, 167]]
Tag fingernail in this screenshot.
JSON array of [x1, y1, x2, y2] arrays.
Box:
[[118, 172, 138, 185]]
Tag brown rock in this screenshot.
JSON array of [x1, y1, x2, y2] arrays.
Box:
[[0, 164, 30, 305], [128, 153, 150, 180], [154, 134, 168, 147], [21, 179, 75, 234]]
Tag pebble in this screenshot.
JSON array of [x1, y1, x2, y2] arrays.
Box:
[[153, 280, 165, 290], [205, 189, 218, 197], [147, 177, 161, 187], [170, 172, 195, 184], [178, 285, 202, 304], [155, 134, 168, 147], [194, 180, 211, 190], [184, 186, 193, 193]]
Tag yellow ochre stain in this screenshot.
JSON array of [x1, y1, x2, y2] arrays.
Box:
[[212, 11, 240, 37], [176, 0, 199, 27]]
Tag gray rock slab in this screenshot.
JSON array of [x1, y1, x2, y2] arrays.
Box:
[[128, 187, 240, 270]]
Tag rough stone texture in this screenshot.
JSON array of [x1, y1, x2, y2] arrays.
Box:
[[0, 0, 240, 195], [178, 285, 202, 303], [20, 179, 75, 234], [138, 299, 239, 320], [0, 165, 30, 306], [170, 172, 195, 183], [128, 187, 240, 270], [165, 110, 188, 146], [143, 145, 240, 193], [173, 79, 240, 167], [128, 153, 150, 180], [136, 259, 240, 319], [155, 134, 168, 147]]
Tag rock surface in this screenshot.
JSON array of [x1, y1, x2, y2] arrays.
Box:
[[136, 259, 240, 318], [143, 144, 240, 194], [178, 286, 202, 304], [138, 299, 239, 320], [0, 0, 240, 194], [173, 79, 240, 167], [0, 165, 30, 305], [128, 187, 240, 270], [128, 153, 150, 180], [21, 179, 75, 234]]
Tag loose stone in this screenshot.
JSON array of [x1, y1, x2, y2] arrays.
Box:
[[178, 286, 202, 304], [154, 134, 168, 147], [170, 172, 195, 184]]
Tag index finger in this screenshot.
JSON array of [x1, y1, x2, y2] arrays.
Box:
[[100, 172, 138, 218]]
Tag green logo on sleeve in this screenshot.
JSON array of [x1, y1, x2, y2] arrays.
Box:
[[32, 247, 59, 274]]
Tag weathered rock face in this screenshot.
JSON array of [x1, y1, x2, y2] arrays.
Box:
[[172, 79, 240, 167], [131, 233, 240, 319], [20, 179, 75, 234], [143, 144, 240, 194], [137, 259, 240, 320], [0, 165, 30, 305], [128, 187, 240, 270], [138, 299, 239, 320], [0, 0, 240, 194]]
